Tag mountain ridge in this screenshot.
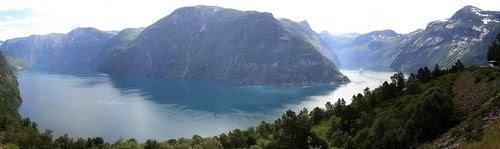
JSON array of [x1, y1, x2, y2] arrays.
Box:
[[99, 5, 348, 85], [321, 5, 500, 72]]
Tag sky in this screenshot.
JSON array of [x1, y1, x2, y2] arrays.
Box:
[[1, 0, 500, 40]]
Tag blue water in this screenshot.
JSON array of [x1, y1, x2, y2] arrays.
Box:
[[17, 67, 394, 141]]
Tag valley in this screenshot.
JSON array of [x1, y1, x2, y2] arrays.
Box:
[[0, 3, 499, 149], [17, 67, 393, 142]]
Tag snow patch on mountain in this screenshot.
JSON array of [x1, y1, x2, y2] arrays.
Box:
[[482, 18, 500, 24]]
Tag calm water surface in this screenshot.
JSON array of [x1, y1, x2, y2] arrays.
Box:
[[18, 68, 393, 141]]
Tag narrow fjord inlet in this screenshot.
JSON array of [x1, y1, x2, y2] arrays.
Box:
[[0, 1, 500, 149], [17, 68, 393, 141]]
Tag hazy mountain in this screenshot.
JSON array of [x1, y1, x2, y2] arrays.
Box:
[[319, 32, 359, 50], [98, 27, 145, 71], [322, 6, 500, 72], [0, 28, 115, 68], [322, 30, 400, 69], [279, 19, 341, 66], [100, 6, 348, 85], [0, 40, 4, 46]]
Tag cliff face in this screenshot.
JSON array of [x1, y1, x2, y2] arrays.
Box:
[[100, 6, 348, 85], [0, 52, 21, 117]]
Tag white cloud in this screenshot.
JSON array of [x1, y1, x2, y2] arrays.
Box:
[[0, 0, 500, 40]]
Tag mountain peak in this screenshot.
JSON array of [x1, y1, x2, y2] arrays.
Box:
[[450, 5, 487, 21], [366, 30, 398, 37], [171, 5, 231, 16], [299, 20, 311, 29], [68, 27, 103, 35]]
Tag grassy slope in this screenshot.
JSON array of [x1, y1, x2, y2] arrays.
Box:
[[458, 119, 500, 149], [430, 66, 500, 148]]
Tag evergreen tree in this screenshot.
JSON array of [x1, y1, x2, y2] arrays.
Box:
[[309, 107, 326, 124], [451, 60, 465, 72], [390, 72, 406, 93], [325, 101, 335, 117], [487, 33, 500, 61], [406, 73, 421, 94], [417, 67, 431, 83], [431, 64, 442, 78], [144, 139, 160, 149]]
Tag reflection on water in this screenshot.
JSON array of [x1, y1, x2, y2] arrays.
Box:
[[18, 68, 393, 141]]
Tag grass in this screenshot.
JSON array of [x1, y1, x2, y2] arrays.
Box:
[[458, 120, 500, 149]]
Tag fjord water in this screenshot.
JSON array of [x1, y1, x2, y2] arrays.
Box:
[[18, 67, 393, 141]]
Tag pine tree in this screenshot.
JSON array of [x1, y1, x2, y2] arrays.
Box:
[[406, 73, 421, 94], [487, 33, 500, 61], [451, 60, 465, 72], [417, 67, 431, 83], [431, 64, 442, 78]]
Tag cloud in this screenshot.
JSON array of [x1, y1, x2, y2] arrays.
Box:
[[0, 0, 500, 40]]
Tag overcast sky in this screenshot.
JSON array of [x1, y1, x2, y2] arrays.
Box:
[[1, 0, 499, 40]]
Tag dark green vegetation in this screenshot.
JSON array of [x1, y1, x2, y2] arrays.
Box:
[[322, 6, 500, 72], [487, 33, 500, 62], [100, 6, 347, 85], [0, 52, 21, 118]]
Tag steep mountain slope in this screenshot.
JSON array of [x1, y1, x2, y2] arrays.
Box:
[[279, 19, 341, 66], [98, 27, 144, 71], [0, 52, 21, 118], [0, 28, 115, 68], [322, 6, 500, 72], [390, 6, 500, 72], [101, 6, 348, 85], [323, 30, 400, 69]]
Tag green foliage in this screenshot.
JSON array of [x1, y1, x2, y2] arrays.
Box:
[[431, 64, 442, 78], [0, 52, 21, 118], [417, 67, 431, 83], [487, 33, 500, 61], [406, 73, 422, 94], [450, 60, 465, 72]]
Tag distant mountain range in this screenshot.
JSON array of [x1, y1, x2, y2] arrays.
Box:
[[0, 6, 348, 85], [1, 5, 499, 83], [321, 5, 500, 72], [1, 28, 115, 68]]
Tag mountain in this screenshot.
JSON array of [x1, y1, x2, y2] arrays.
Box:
[[97, 27, 145, 71], [0, 40, 4, 46], [322, 6, 500, 72], [279, 19, 341, 66], [0, 52, 21, 118], [319, 32, 359, 50], [0, 28, 115, 68], [100, 6, 348, 85], [322, 30, 400, 69]]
